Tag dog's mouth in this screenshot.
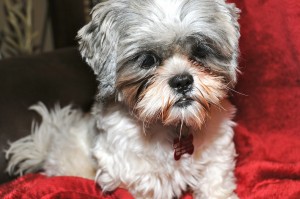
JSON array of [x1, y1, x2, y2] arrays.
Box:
[[174, 97, 193, 108]]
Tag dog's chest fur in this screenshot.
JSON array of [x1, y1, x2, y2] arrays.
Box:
[[92, 99, 236, 197]]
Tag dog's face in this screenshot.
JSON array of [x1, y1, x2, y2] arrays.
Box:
[[78, 0, 240, 129]]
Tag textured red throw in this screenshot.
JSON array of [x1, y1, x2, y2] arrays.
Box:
[[1, 0, 300, 198], [232, 0, 300, 198]]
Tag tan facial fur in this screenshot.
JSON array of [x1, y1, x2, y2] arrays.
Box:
[[117, 54, 226, 130]]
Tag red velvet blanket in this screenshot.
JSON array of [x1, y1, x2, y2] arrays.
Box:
[[1, 0, 300, 198]]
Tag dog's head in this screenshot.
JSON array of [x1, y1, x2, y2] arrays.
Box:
[[78, 0, 240, 129]]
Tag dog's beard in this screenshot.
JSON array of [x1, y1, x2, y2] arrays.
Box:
[[117, 55, 227, 130]]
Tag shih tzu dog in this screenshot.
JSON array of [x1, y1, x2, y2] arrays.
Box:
[[6, 0, 240, 198]]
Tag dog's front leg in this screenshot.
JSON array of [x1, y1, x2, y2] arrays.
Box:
[[192, 143, 238, 199], [95, 168, 122, 193], [193, 161, 238, 199]]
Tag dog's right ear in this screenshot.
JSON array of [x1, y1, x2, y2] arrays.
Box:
[[77, 2, 124, 101]]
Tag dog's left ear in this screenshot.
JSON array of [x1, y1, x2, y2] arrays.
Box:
[[77, 2, 125, 101], [226, 3, 240, 32], [225, 2, 241, 85]]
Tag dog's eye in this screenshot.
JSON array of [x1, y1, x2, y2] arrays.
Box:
[[191, 44, 210, 60], [139, 53, 159, 69]]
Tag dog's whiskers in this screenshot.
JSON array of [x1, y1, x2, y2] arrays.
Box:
[[194, 86, 225, 111], [225, 86, 247, 96], [142, 121, 147, 135], [179, 112, 185, 139]]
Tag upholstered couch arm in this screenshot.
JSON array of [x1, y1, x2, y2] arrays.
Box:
[[0, 48, 97, 184]]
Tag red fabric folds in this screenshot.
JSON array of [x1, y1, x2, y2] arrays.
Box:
[[0, 174, 193, 199], [0, 174, 135, 199], [232, 0, 300, 198], [1, 0, 300, 198]]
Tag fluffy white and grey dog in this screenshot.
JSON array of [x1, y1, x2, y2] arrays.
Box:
[[6, 0, 240, 198]]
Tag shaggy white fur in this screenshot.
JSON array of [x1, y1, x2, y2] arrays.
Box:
[[6, 100, 237, 199]]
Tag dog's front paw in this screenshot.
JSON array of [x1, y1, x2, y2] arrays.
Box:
[[95, 169, 121, 192]]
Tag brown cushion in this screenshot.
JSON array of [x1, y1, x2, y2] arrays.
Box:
[[0, 48, 97, 183]]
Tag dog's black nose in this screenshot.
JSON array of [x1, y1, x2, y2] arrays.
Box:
[[168, 74, 194, 93]]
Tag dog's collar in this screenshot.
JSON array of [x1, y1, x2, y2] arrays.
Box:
[[173, 124, 194, 161]]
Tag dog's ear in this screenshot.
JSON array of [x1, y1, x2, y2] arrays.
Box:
[[225, 2, 240, 86], [226, 3, 240, 31], [77, 2, 123, 101]]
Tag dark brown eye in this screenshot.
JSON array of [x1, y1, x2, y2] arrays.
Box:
[[192, 44, 210, 59], [139, 53, 160, 69]]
